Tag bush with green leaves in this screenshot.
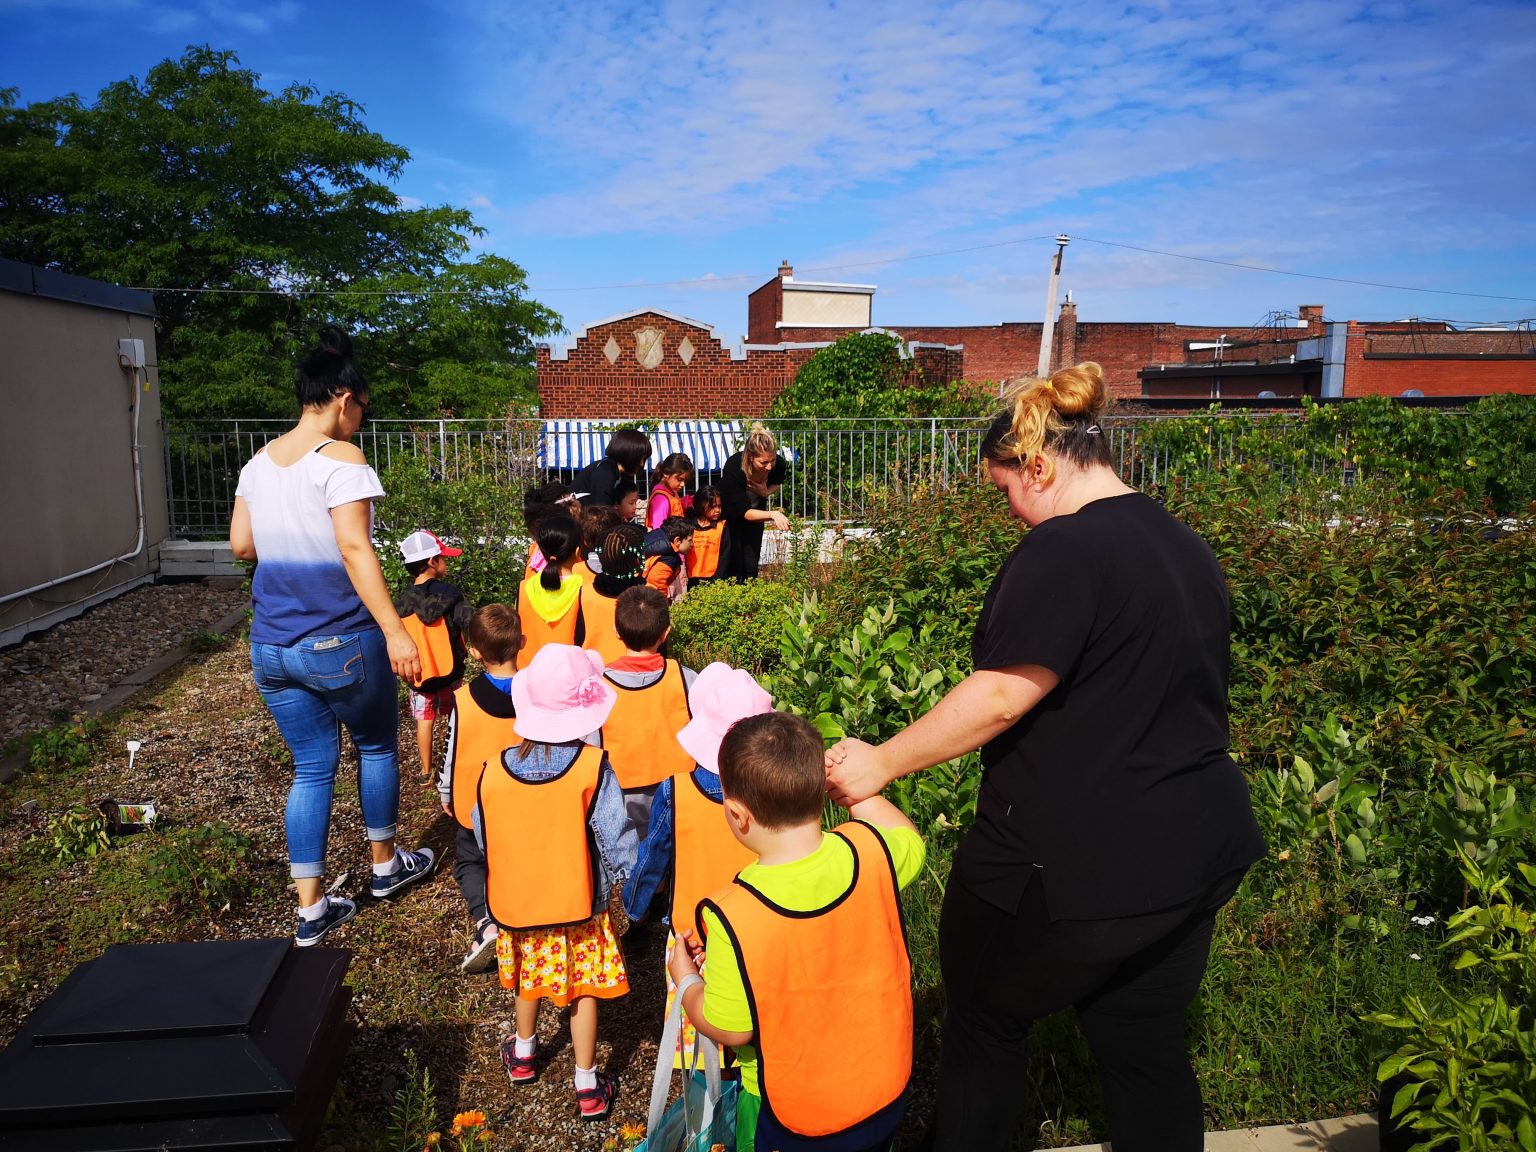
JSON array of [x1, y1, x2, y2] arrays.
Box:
[[25, 716, 100, 775], [31, 805, 111, 865], [668, 578, 799, 675], [138, 821, 255, 914]]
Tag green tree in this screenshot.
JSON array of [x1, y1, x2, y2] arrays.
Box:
[[0, 48, 559, 418], [769, 330, 989, 419]]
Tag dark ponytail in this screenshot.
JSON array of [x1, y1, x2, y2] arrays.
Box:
[[296, 325, 367, 410], [536, 513, 581, 591]]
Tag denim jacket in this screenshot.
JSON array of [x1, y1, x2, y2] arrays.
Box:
[[474, 735, 638, 919], [622, 765, 724, 924]]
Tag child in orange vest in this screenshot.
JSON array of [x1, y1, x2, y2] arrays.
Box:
[[645, 452, 694, 530], [668, 712, 924, 1152], [642, 517, 693, 601], [684, 485, 729, 585], [395, 529, 472, 785], [480, 644, 636, 1121], [599, 587, 697, 846], [579, 523, 645, 665], [439, 603, 523, 973], [516, 513, 584, 670], [624, 661, 772, 1067]]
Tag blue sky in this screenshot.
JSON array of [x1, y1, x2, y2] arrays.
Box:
[[3, 0, 1533, 347]]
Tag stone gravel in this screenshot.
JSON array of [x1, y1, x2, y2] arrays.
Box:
[[0, 580, 249, 750]]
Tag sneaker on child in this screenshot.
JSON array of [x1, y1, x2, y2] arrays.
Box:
[[294, 896, 356, 947], [576, 1072, 617, 1120], [501, 1035, 538, 1085], [370, 847, 438, 899]]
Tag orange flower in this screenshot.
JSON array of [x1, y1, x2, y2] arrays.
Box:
[[449, 1110, 488, 1136], [619, 1120, 646, 1140], [423, 1134, 441, 1148]]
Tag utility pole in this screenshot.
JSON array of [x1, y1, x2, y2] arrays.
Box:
[[1036, 234, 1070, 379]]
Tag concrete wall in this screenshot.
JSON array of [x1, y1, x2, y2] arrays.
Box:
[[0, 273, 168, 647], [779, 288, 872, 328]]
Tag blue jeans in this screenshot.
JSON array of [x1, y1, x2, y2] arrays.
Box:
[[250, 628, 400, 879]]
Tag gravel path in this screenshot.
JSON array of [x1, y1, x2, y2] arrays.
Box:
[[0, 580, 249, 750]]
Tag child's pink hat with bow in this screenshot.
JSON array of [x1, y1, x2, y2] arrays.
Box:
[[512, 645, 616, 743], [677, 662, 774, 774]]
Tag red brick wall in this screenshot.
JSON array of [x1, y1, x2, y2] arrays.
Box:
[[537, 312, 968, 417], [747, 277, 783, 345]]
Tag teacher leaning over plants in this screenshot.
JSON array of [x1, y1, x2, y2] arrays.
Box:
[[826, 361, 1266, 1152]]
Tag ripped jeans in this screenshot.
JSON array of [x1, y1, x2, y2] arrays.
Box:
[[250, 627, 399, 879]]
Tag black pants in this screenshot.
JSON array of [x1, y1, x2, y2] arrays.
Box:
[[452, 824, 488, 924], [932, 866, 1246, 1152]]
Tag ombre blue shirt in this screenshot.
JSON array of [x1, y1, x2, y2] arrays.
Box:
[[236, 442, 385, 646]]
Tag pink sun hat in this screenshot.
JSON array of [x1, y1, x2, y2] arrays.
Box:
[[512, 645, 616, 744], [677, 662, 775, 774]]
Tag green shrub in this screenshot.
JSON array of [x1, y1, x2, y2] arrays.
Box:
[[138, 821, 255, 914], [668, 579, 798, 675], [31, 805, 110, 865], [26, 716, 100, 775]]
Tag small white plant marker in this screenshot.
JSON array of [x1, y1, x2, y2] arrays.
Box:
[[126, 740, 142, 773]]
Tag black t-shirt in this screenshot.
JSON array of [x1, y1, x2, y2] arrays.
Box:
[[718, 451, 787, 579], [573, 459, 623, 508], [955, 492, 1265, 920]]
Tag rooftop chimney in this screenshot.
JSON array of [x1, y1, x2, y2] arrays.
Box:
[[778, 260, 793, 280], [1299, 304, 1324, 325]]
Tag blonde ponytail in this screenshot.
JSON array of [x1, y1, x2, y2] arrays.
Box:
[[983, 362, 1111, 481]]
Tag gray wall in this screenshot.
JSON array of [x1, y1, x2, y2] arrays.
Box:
[[0, 275, 169, 647]]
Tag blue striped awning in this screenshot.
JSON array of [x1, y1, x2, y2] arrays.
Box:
[[540, 420, 747, 472]]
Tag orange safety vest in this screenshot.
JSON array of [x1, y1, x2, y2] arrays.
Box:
[[644, 554, 683, 594], [699, 822, 912, 1138], [400, 613, 458, 690], [524, 541, 542, 585], [480, 743, 603, 931], [447, 679, 518, 831], [599, 661, 693, 789], [516, 575, 582, 670], [580, 585, 625, 665], [573, 555, 597, 586], [671, 769, 755, 940], [685, 520, 725, 579], [662, 490, 684, 519]]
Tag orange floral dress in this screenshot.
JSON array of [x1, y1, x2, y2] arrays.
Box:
[[497, 911, 628, 1006]]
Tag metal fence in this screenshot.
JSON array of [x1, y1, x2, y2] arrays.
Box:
[[164, 414, 1350, 538]]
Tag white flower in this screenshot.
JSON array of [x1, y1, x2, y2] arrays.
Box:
[[1409, 953, 1422, 961], [1410, 914, 1436, 927]]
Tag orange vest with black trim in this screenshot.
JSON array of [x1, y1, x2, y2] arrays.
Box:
[[599, 661, 692, 789], [671, 769, 755, 940], [516, 575, 582, 670], [480, 743, 602, 931], [447, 679, 518, 831], [400, 613, 458, 690], [685, 520, 725, 579], [698, 822, 912, 1138], [580, 585, 625, 665]]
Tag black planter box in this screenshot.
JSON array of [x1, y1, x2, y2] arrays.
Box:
[[0, 939, 351, 1151]]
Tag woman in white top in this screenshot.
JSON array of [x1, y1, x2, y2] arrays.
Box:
[[230, 327, 438, 947]]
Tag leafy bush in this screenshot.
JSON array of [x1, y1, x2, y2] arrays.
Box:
[[138, 821, 254, 914], [668, 579, 798, 675], [26, 716, 100, 775], [770, 331, 987, 419], [375, 449, 529, 610], [31, 805, 111, 865]]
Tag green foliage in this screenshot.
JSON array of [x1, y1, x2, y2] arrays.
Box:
[[771, 331, 973, 419], [138, 821, 254, 914], [25, 715, 99, 774], [0, 50, 559, 419], [31, 805, 110, 865], [1367, 859, 1536, 1151], [668, 579, 799, 676], [184, 627, 227, 654], [374, 450, 530, 610], [384, 1049, 438, 1152]]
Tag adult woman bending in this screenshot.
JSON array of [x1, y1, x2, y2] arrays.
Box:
[[826, 363, 1265, 1152], [230, 328, 439, 947], [718, 424, 789, 580]]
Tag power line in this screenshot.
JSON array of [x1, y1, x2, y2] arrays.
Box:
[[1073, 236, 1536, 304]]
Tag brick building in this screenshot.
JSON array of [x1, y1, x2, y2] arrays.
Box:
[[536, 264, 1536, 415], [536, 305, 961, 418]]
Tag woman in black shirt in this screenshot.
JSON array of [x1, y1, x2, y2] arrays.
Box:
[[717, 424, 788, 579], [826, 362, 1265, 1152]]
